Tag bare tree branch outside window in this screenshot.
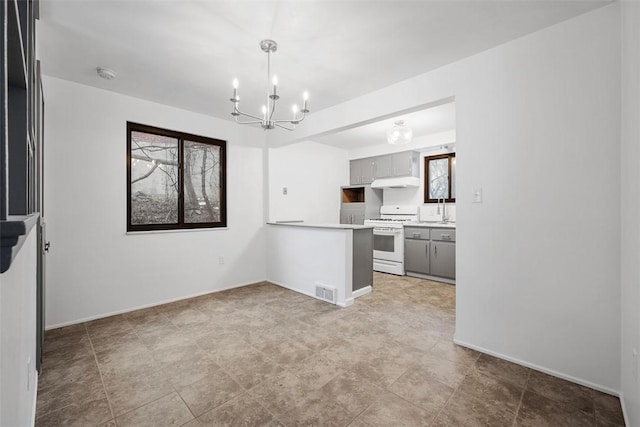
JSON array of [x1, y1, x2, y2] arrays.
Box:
[[127, 123, 227, 231]]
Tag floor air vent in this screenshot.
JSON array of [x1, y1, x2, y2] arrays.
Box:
[[315, 284, 337, 304]]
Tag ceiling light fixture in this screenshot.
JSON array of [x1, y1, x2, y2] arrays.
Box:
[[387, 120, 413, 145], [230, 39, 309, 131], [96, 67, 117, 80]]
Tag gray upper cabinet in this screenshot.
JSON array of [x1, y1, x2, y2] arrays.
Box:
[[350, 158, 375, 185], [392, 151, 419, 177], [351, 151, 419, 184], [349, 161, 361, 185], [373, 156, 391, 179]]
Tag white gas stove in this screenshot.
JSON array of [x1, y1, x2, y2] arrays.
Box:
[[364, 205, 418, 275]]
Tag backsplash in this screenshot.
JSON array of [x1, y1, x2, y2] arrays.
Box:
[[419, 204, 456, 222]]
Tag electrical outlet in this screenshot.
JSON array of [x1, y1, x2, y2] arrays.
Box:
[[282, 187, 288, 195], [218, 256, 224, 265]]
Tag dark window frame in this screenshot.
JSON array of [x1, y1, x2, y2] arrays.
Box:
[[126, 122, 227, 232], [424, 153, 456, 204]]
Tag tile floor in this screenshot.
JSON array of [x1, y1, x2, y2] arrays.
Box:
[[36, 273, 625, 427]]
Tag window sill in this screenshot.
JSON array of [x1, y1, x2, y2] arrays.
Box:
[[125, 226, 229, 235], [1, 213, 39, 273]]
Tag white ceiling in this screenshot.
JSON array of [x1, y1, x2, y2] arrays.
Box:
[[38, 0, 608, 143], [311, 101, 456, 150]]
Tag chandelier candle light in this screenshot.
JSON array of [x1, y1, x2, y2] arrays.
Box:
[[230, 39, 309, 131]]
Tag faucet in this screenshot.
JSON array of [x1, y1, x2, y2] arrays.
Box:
[[439, 197, 447, 223]]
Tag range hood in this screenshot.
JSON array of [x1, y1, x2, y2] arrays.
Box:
[[370, 176, 420, 189]]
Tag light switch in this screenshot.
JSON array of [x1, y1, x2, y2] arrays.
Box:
[[473, 188, 483, 203], [282, 187, 288, 195]]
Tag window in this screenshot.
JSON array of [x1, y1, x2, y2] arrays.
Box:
[[127, 122, 227, 231], [424, 153, 456, 203]]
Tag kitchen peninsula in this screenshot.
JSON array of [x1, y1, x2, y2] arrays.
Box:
[[266, 222, 373, 307]]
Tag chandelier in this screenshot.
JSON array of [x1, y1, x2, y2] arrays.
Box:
[[230, 39, 309, 131], [387, 120, 413, 145]]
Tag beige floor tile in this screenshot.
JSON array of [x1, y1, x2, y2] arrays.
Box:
[[37, 274, 607, 427], [475, 353, 530, 388], [319, 371, 385, 415], [278, 394, 356, 427], [429, 339, 480, 366], [516, 390, 594, 427], [177, 369, 243, 416], [197, 393, 282, 427], [35, 393, 112, 427], [593, 392, 626, 426], [409, 352, 475, 388], [358, 390, 436, 427], [527, 370, 593, 414], [388, 368, 453, 414], [457, 369, 524, 413], [216, 348, 284, 390], [115, 392, 194, 427], [103, 369, 174, 417], [248, 371, 311, 419], [289, 353, 344, 392], [433, 388, 515, 427]]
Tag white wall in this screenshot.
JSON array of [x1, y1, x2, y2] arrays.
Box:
[[1, 229, 38, 427], [43, 76, 268, 327], [268, 141, 348, 223], [621, 1, 640, 425], [268, 5, 622, 392]]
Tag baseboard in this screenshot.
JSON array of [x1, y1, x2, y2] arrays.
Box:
[[619, 391, 630, 427], [453, 337, 620, 397], [45, 280, 265, 330], [267, 279, 351, 307], [352, 285, 372, 299], [31, 374, 38, 426], [338, 298, 354, 308]]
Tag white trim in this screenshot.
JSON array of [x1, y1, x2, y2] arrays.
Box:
[[125, 227, 229, 235], [337, 298, 354, 308], [453, 337, 621, 396], [352, 285, 372, 299], [31, 374, 38, 427], [619, 391, 630, 427], [268, 279, 354, 307], [45, 280, 263, 330]]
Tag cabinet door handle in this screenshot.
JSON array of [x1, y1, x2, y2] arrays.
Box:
[[434, 245, 437, 257]]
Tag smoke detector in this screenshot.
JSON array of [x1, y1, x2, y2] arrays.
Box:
[[96, 67, 117, 81]]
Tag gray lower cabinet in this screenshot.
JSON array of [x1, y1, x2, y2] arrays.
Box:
[[404, 226, 455, 281], [429, 241, 455, 279], [405, 239, 429, 274]]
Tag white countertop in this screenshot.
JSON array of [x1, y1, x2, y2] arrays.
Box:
[[267, 222, 374, 230], [404, 221, 456, 229]]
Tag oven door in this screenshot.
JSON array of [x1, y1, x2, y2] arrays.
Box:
[[372, 228, 404, 263]]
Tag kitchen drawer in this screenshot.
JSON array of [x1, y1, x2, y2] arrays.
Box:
[[404, 227, 430, 240], [430, 229, 456, 242]]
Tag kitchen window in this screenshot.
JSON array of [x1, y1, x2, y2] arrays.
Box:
[[424, 153, 456, 203], [127, 122, 227, 232]]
